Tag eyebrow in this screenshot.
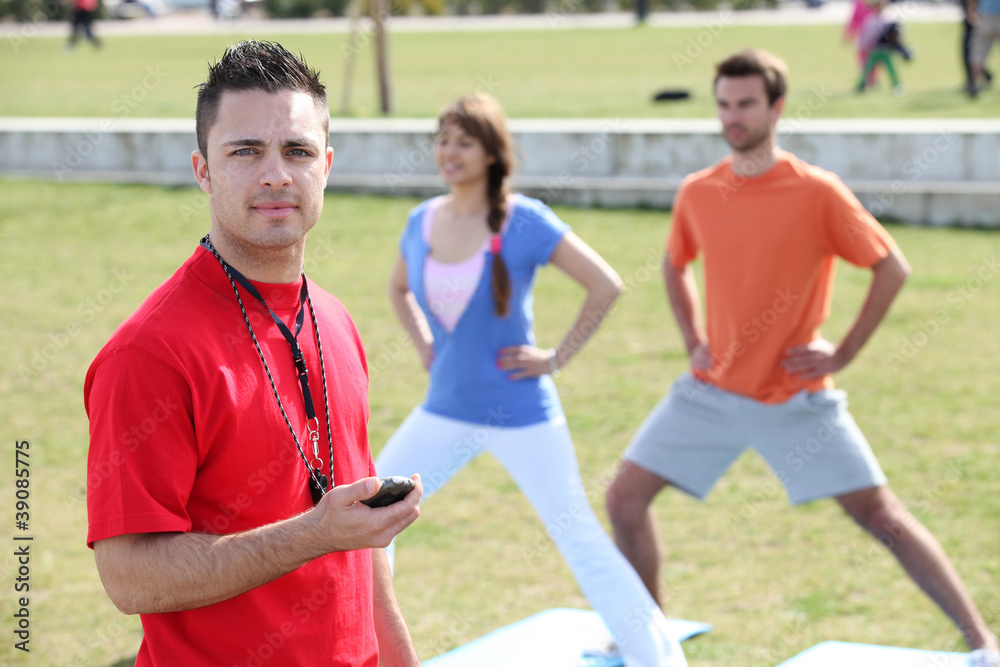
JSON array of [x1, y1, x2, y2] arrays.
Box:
[[221, 138, 319, 149]]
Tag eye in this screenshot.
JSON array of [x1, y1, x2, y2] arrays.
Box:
[[233, 148, 257, 156], [287, 148, 310, 157]]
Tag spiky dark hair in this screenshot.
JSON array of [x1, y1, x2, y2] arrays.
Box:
[[195, 40, 328, 158]]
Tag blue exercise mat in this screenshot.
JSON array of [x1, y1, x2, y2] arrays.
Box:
[[777, 640, 968, 666], [424, 607, 711, 667]]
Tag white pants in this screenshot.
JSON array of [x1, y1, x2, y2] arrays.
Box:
[[375, 407, 689, 667]]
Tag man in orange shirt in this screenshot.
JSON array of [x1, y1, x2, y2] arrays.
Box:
[[606, 48, 999, 665]]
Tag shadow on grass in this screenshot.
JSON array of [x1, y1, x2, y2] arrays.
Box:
[[108, 657, 137, 667]]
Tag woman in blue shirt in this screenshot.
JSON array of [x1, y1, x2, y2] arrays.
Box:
[[376, 94, 688, 667]]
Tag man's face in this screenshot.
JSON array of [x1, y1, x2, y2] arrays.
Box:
[[714, 75, 783, 155], [193, 88, 333, 257]]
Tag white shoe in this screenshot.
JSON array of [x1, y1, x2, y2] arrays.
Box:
[[581, 641, 624, 667], [969, 648, 1000, 667]]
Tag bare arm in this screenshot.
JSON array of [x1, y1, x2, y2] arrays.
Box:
[[967, 0, 979, 24], [389, 254, 434, 370], [371, 548, 420, 667], [94, 475, 423, 615], [497, 232, 624, 379], [783, 246, 910, 379], [663, 255, 712, 371]]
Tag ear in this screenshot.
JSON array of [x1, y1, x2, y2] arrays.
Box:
[[772, 95, 786, 120], [191, 150, 211, 195], [324, 146, 334, 178]]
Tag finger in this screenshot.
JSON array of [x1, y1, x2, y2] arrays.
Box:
[[496, 357, 522, 371], [408, 474, 423, 504], [378, 479, 422, 533], [330, 477, 383, 506], [783, 359, 812, 374], [782, 355, 806, 369]]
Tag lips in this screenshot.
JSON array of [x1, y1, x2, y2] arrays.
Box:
[[253, 201, 297, 219]]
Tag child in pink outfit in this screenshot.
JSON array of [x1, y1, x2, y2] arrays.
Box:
[[845, 0, 877, 83]]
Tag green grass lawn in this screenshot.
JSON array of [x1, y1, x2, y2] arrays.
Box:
[[0, 180, 997, 666], [0, 22, 994, 119]]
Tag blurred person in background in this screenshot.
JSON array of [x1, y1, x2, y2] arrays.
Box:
[[375, 93, 690, 667], [967, 0, 1000, 95], [65, 0, 100, 50], [606, 48, 1000, 667]]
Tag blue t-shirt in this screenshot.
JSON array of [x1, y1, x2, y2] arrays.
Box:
[[399, 194, 569, 427], [980, 0, 1000, 16]]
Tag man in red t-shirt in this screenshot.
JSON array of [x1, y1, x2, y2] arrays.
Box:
[[605, 49, 999, 664], [85, 40, 423, 666]]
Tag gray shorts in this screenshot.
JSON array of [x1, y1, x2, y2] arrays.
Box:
[[971, 13, 1000, 68], [624, 374, 887, 505]]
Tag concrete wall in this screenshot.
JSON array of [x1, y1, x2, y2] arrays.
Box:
[[1, 117, 997, 226]]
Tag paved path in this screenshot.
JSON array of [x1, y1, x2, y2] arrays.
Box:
[[0, 0, 961, 39]]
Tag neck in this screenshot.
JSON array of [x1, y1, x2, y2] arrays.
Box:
[[207, 229, 304, 284], [448, 179, 491, 217], [731, 136, 782, 179]]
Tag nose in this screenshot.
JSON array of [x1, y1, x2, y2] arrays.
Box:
[[259, 153, 292, 189], [436, 140, 457, 161]]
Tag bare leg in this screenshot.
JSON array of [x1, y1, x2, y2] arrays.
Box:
[[970, 64, 985, 96], [837, 485, 998, 652], [606, 461, 671, 606]]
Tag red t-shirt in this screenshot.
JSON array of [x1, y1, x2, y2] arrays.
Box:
[[85, 246, 378, 666], [667, 152, 895, 403]]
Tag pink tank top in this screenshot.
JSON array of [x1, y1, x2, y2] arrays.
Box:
[[422, 196, 513, 333]]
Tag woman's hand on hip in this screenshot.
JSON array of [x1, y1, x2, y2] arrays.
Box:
[[497, 345, 554, 380]]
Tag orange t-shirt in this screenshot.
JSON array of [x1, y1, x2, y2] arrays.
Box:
[[667, 151, 895, 403]]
